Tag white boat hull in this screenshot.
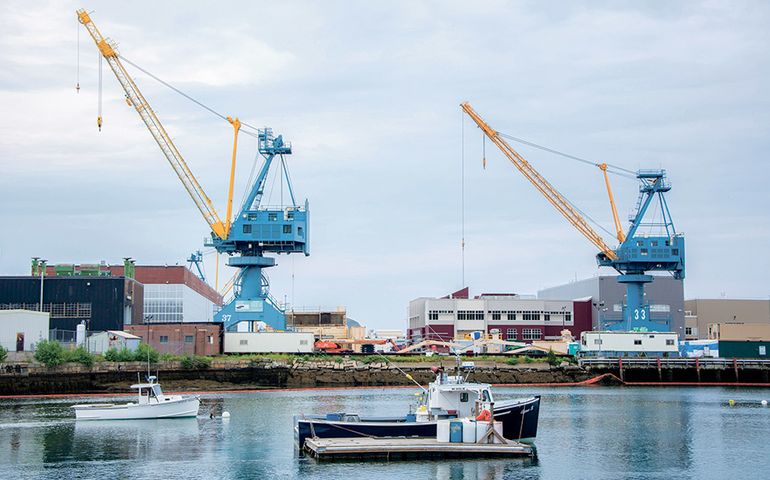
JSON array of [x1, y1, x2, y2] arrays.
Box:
[[73, 396, 200, 421]]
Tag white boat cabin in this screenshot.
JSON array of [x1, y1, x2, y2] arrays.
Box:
[[424, 372, 494, 419], [131, 376, 172, 404]]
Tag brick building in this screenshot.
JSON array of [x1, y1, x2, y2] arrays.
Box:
[[125, 322, 221, 356]]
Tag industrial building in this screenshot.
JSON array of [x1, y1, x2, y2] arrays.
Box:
[[125, 323, 222, 356], [408, 288, 592, 344], [0, 274, 143, 332], [684, 299, 770, 340], [0, 310, 49, 353], [106, 265, 223, 323], [538, 275, 685, 336], [287, 308, 366, 341]]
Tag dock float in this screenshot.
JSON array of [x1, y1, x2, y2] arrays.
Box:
[[303, 437, 534, 460]]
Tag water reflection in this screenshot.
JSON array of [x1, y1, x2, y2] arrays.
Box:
[[0, 387, 768, 480]]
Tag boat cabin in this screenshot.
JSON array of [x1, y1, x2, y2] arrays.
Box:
[[130, 376, 169, 404], [425, 372, 494, 419]]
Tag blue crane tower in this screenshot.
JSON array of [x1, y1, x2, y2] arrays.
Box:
[[77, 10, 309, 333], [597, 170, 685, 331], [462, 103, 685, 332], [207, 129, 309, 331]]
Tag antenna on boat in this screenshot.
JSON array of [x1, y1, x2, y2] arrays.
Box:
[[375, 353, 427, 392]]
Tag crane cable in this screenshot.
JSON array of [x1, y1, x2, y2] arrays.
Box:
[[119, 56, 264, 139], [477, 129, 620, 241], [497, 132, 637, 179]]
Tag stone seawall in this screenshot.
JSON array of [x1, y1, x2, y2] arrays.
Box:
[[0, 359, 591, 396]]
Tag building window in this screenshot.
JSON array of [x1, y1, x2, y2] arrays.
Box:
[[506, 328, 516, 340], [159, 335, 169, 344], [522, 311, 541, 321], [184, 335, 194, 343], [457, 310, 484, 321], [239, 339, 248, 345], [666, 339, 675, 346], [593, 338, 602, 345], [299, 340, 308, 345], [522, 329, 541, 340], [565, 312, 572, 323], [283, 224, 292, 234], [243, 224, 252, 234], [543, 313, 551, 321], [685, 327, 693, 336], [507, 312, 516, 321], [207, 336, 214, 344], [491, 311, 501, 321], [634, 339, 642, 345], [429, 311, 438, 321], [268, 213, 277, 221]]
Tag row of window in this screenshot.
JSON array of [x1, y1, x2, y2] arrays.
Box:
[[497, 328, 543, 340], [156, 335, 214, 344], [429, 310, 571, 322], [0, 303, 92, 318]]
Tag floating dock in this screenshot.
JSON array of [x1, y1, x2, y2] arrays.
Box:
[[303, 437, 534, 460]]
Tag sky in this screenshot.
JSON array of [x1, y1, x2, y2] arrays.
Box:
[[0, 1, 768, 331]]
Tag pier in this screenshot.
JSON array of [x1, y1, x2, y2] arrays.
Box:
[[303, 437, 534, 461]]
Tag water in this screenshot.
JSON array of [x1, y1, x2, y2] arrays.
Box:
[[0, 386, 768, 479]]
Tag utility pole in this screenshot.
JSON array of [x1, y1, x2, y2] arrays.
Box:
[[38, 259, 47, 312]]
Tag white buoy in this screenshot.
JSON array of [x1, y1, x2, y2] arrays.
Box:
[[222, 411, 231, 418], [761, 400, 768, 407]]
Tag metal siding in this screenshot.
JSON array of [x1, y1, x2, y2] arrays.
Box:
[[718, 340, 770, 359], [0, 277, 135, 332]]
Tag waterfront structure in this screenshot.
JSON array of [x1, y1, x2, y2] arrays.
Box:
[[125, 323, 221, 356], [86, 330, 141, 354], [0, 310, 49, 352], [685, 299, 770, 340], [407, 288, 592, 344], [538, 275, 685, 336]]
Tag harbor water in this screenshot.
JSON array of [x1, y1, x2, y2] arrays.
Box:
[[1, 386, 768, 479]]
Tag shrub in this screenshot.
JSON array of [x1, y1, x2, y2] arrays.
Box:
[[0, 345, 7, 363], [64, 347, 94, 367], [159, 353, 178, 362], [34, 340, 66, 367], [103, 347, 136, 362], [181, 355, 212, 370], [133, 344, 159, 363], [546, 349, 559, 366]]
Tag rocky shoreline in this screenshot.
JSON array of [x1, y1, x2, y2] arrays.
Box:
[[0, 358, 592, 395]]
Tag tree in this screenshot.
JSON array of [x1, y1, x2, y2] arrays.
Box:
[[0, 345, 7, 363]]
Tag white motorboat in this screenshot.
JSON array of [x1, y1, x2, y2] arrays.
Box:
[[72, 376, 200, 421]]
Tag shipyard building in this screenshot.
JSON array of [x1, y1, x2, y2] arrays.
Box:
[[408, 288, 592, 344], [538, 275, 685, 337]]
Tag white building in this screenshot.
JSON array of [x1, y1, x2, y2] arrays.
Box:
[[408, 289, 591, 344], [224, 332, 314, 353], [0, 310, 49, 352], [86, 330, 141, 354], [580, 331, 679, 356]]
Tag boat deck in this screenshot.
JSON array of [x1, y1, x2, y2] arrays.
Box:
[[303, 436, 534, 460]]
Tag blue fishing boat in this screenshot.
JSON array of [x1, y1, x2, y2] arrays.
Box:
[[295, 363, 540, 448]]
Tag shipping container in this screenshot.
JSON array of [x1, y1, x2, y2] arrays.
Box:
[[718, 340, 770, 359]]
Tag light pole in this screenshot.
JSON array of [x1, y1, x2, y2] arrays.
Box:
[[38, 259, 47, 312]]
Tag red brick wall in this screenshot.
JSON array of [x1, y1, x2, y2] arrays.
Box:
[[109, 266, 223, 305], [125, 323, 222, 356]]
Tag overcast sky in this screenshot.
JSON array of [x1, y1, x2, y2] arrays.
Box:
[[0, 1, 768, 330]]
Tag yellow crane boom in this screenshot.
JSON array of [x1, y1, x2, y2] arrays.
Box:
[[77, 9, 230, 240], [461, 102, 618, 261]]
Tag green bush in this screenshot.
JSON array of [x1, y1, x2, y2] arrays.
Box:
[[181, 355, 212, 370], [133, 344, 159, 363], [103, 347, 136, 362], [34, 340, 66, 367], [0, 345, 7, 363], [546, 349, 559, 366], [159, 352, 179, 362], [64, 347, 94, 367]]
